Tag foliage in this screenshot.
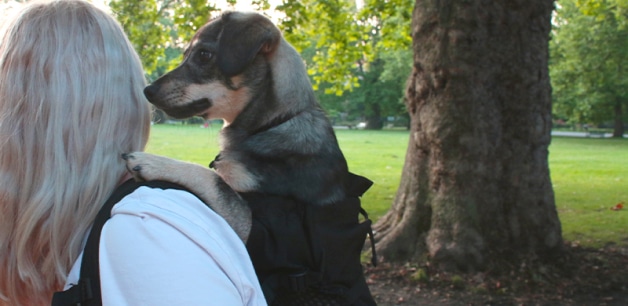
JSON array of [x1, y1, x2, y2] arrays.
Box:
[[276, 0, 413, 95], [358, 0, 413, 54], [577, 0, 628, 28], [278, 0, 413, 125], [277, 0, 369, 95], [550, 0, 628, 126], [109, 0, 216, 79], [315, 50, 411, 127]]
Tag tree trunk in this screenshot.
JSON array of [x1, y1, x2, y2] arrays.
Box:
[[613, 99, 624, 138], [365, 102, 383, 130], [374, 0, 563, 271]]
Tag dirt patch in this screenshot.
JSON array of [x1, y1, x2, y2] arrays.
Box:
[[365, 244, 628, 305]]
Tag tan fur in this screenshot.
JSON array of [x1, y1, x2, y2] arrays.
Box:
[[213, 159, 259, 192], [123, 152, 251, 241], [185, 81, 250, 125]]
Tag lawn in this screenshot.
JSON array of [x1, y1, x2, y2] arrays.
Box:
[[145, 123, 627, 248], [549, 137, 628, 248]]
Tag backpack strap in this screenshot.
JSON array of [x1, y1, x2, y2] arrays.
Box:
[[51, 180, 194, 306], [346, 172, 377, 267]]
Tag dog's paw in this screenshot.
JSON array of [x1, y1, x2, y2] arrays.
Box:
[[122, 152, 173, 182]]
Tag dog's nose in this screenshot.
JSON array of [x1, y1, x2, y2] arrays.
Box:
[[143, 84, 159, 102]]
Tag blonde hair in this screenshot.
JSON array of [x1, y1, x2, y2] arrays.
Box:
[[0, 1, 151, 305]]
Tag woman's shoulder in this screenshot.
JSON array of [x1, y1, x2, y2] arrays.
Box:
[[109, 185, 241, 246], [98, 185, 266, 305], [114, 185, 215, 224]]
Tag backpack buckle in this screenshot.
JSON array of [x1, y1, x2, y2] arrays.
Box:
[[288, 271, 308, 292]]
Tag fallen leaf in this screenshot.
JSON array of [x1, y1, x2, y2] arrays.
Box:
[[610, 202, 624, 211]]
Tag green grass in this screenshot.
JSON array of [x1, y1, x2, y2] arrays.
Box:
[[146, 124, 628, 248], [549, 137, 628, 248], [146, 122, 221, 164]]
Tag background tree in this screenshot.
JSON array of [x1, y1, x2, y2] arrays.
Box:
[[279, 0, 412, 129], [355, 56, 409, 129], [372, 0, 563, 270], [577, 0, 628, 28], [109, 0, 217, 80], [315, 50, 411, 129], [356, 0, 413, 129], [551, 0, 628, 137], [278, 0, 367, 95]]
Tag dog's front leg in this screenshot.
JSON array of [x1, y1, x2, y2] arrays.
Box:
[[122, 152, 251, 242]]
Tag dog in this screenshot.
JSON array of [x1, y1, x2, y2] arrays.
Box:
[[123, 11, 375, 305], [124, 11, 349, 242]]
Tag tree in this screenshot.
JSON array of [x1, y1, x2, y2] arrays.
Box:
[[314, 49, 411, 129], [109, 0, 217, 78], [277, 0, 413, 93], [356, 57, 409, 129], [353, 1, 413, 129], [278, 0, 412, 129], [577, 0, 628, 28], [278, 0, 367, 95], [373, 0, 563, 270], [551, 0, 628, 137]]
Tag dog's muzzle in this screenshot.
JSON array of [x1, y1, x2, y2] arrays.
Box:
[[156, 98, 212, 119], [144, 84, 161, 102]]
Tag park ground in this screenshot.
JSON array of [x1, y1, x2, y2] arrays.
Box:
[[365, 243, 628, 305]]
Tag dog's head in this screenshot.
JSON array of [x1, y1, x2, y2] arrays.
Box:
[[144, 12, 282, 123]]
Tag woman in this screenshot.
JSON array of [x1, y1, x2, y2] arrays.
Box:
[[0, 1, 266, 305]]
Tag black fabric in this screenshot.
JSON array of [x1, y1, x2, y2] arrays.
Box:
[[51, 180, 193, 306], [243, 172, 377, 306]]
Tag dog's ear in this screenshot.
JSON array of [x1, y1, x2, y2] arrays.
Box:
[[217, 13, 281, 77]]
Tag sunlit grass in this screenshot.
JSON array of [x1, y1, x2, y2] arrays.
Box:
[[549, 137, 628, 248], [146, 124, 628, 248]]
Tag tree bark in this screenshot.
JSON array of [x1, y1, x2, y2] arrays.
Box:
[[366, 102, 383, 130], [613, 98, 624, 138], [374, 0, 563, 271]]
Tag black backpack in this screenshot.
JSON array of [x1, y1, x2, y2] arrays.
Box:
[[52, 175, 377, 306], [243, 172, 377, 305]]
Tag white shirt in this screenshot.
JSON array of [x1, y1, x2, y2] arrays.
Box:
[[65, 186, 267, 305]]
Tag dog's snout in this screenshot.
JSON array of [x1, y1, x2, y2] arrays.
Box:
[[143, 84, 160, 102]]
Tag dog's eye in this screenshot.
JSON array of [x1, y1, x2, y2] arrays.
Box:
[[197, 50, 213, 63]]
